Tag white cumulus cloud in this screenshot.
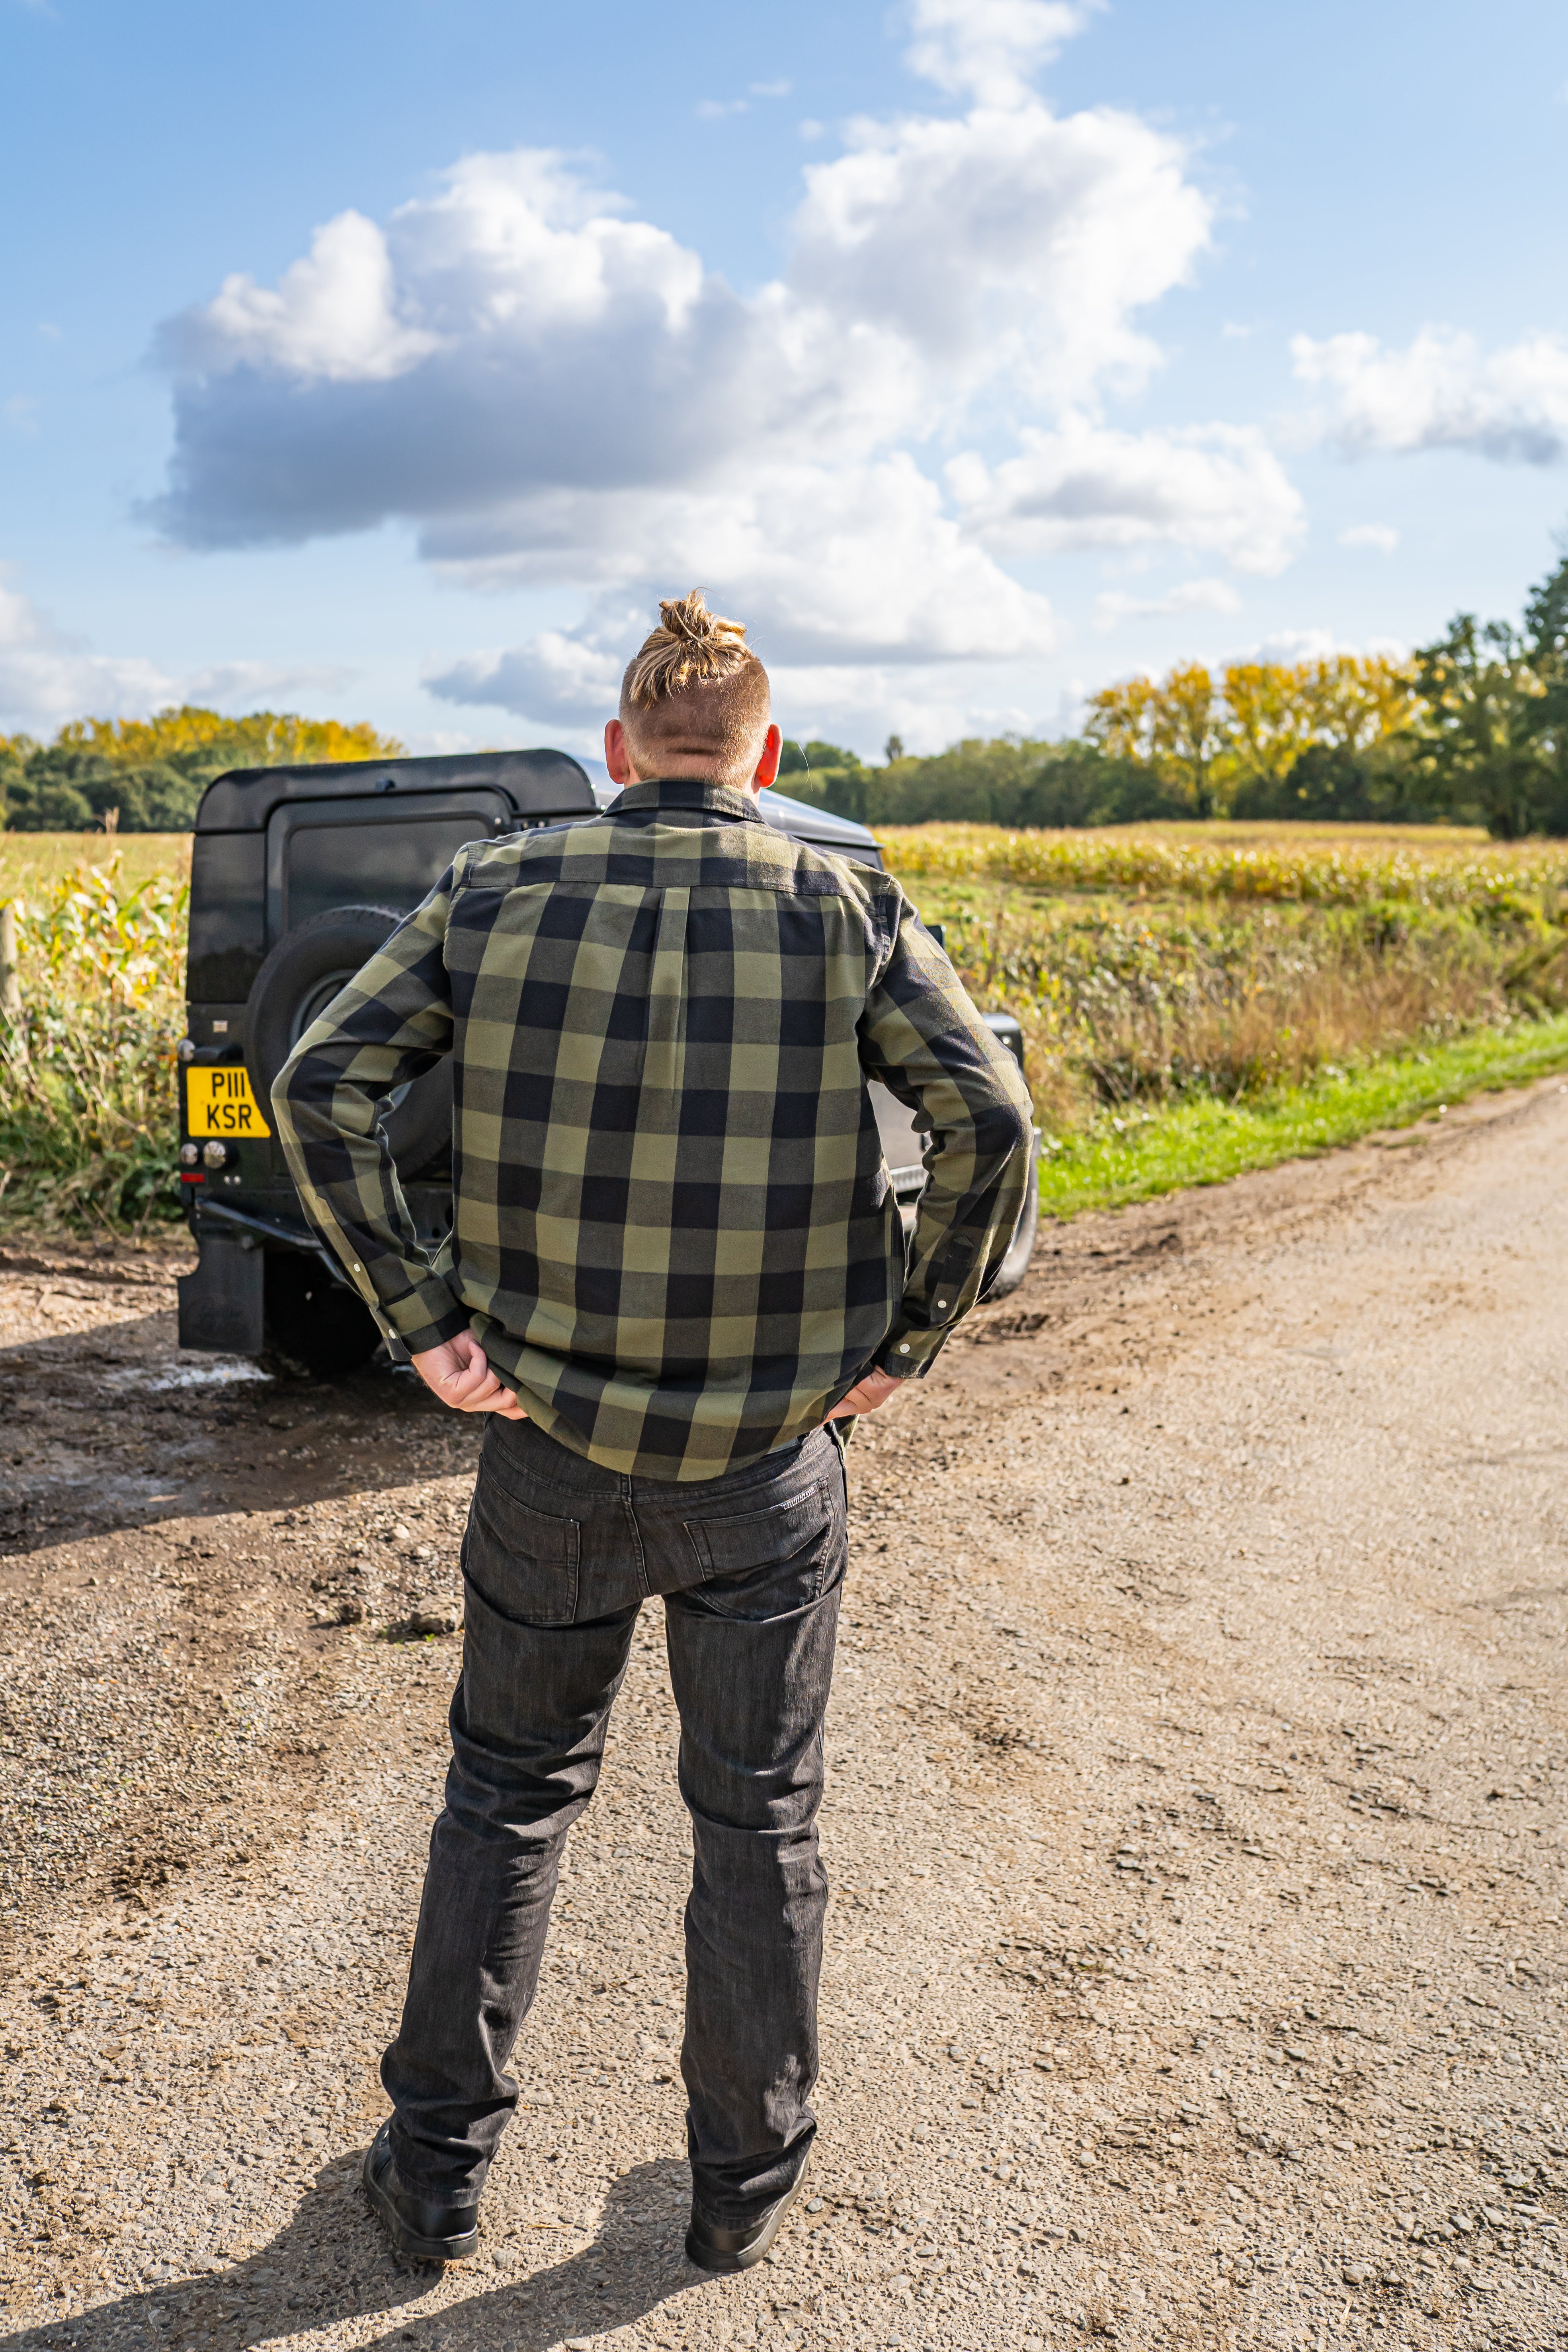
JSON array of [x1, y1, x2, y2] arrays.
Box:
[[1293, 328, 1568, 464], [788, 97, 1207, 404], [1230, 624, 1408, 668], [431, 630, 626, 732], [142, 7, 1308, 738], [146, 40, 1217, 531], [151, 95, 1212, 556], [948, 419, 1304, 574], [428, 457, 1055, 679], [427, 461, 1057, 736], [904, 0, 1095, 105], [161, 210, 440, 385]]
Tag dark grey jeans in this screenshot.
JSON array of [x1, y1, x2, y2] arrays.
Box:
[[380, 1415, 848, 2225]]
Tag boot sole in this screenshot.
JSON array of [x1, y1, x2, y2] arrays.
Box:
[[361, 2139, 479, 2262]]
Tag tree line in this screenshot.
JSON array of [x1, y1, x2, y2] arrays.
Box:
[[6, 552, 1568, 838], [781, 552, 1568, 839], [0, 709, 402, 833]]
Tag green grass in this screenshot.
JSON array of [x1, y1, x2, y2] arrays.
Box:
[[1035, 1013, 1568, 1219]]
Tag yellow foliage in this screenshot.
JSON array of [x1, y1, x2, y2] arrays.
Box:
[[1148, 662, 1226, 810], [1292, 654, 1420, 754], [1082, 663, 1226, 810], [1222, 662, 1312, 785], [1084, 655, 1416, 812], [55, 705, 403, 770], [1078, 673, 1160, 765]]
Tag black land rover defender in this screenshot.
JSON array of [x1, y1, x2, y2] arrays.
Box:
[[176, 750, 1039, 1377]]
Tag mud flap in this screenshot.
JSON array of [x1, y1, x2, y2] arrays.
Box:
[[177, 1232, 265, 1355]]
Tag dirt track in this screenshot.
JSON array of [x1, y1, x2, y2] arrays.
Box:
[[1, 1081, 1565, 2352]]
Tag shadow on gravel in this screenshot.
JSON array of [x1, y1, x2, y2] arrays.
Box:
[[0, 1311, 475, 1562], [0, 2156, 715, 2352]]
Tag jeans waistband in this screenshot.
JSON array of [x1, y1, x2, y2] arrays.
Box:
[[481, 1413, 817, 1502]]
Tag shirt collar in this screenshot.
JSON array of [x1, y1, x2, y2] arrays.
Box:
[[607, 777, 771, 826]]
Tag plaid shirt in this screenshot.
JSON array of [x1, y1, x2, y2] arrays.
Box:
[[273, 778, 1034, 1480]]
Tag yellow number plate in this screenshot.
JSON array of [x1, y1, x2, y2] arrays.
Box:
[[185, 1064, 272, 1139]]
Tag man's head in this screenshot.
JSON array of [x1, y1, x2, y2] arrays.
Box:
[[605, 589, 781, 795]]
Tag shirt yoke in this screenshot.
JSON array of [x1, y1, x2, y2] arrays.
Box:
[[447, 810, 905, 956]]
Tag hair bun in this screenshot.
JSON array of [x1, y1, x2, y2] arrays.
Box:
[[628, 589, 753, 706]]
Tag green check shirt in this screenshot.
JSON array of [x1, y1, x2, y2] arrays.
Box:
[[273, 779, 1034, 1480]]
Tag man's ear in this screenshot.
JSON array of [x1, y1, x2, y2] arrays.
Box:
[[753, 723, 782, 792], [604, 719, 638, 787]]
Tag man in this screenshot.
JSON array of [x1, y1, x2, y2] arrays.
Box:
[[273, 590, 1034, 2275]]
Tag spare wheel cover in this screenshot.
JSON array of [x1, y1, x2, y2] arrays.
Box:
[[245, 905, 452, 1175]]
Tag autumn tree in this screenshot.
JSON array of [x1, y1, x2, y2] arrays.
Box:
[[1084, 655, 1417, 817], [2, 705, 406, 832], [1221, 662, 1312, 789], [1299, 655, 1419, 756], [58, 705, 402, 775]]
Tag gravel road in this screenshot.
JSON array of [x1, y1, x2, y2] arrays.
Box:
[[1, 1079, 1565, 2352]]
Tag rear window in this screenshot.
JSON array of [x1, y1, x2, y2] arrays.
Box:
[[286, 816, 486, 928], [269, 794, 512, 933]]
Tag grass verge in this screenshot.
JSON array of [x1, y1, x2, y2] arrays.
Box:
[[1036, 1014, 1568, 1220]]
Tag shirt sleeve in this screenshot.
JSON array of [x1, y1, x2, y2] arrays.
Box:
[[269, 868, 472, 1358], [858, 885, 1036, 1380]]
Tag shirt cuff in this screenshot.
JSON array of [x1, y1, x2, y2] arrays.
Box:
[[358, 1265, 472, 1358], [874, 1322, 952, 1379]]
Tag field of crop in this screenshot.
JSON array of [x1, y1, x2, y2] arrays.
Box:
[[0, 845, 187, 1228], [875, 823, 1568, 1207], [0, 830, 192, 899], [6, 822, 1568, 1231], [877, 819, 1568, 906]]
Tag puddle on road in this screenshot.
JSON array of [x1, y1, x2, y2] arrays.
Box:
[[105, 1356, 276, 1394]]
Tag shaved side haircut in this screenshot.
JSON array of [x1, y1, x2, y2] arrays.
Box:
[[619, 589, 771, 787]]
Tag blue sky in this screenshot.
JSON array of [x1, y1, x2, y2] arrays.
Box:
[[3, 0, 1567, 759]]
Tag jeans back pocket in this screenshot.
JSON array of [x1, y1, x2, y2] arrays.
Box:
[[463, 1474, 582, 1628], [682, 1473, 843, 1617]]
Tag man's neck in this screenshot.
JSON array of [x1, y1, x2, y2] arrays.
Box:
[[621, 771, 763, 802]]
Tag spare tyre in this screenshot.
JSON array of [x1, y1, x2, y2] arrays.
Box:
[[246, 905, 453, 1177]]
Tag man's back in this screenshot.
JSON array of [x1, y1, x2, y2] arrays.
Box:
[[277, 776, 1033, 1478], [276, 590, 1037, 2278]]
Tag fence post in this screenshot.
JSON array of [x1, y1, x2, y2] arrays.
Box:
[[0, 902, 20, 1021]]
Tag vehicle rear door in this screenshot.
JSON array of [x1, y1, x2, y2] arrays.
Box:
[[265, 788, 516, 941]]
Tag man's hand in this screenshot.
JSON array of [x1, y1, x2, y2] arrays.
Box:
[[410, 1331, 528, 1420], [826, 1368, 904, 1422]]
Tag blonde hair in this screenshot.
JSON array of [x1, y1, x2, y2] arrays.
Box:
[[619, 589, 771, 784]]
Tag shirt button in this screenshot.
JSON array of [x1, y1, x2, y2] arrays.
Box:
[[937, 1298, 948, 1309], [899, 1343, 911, 1354]]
